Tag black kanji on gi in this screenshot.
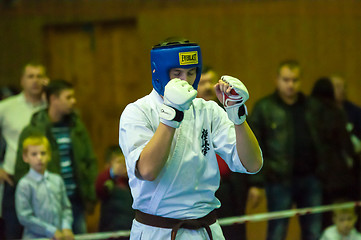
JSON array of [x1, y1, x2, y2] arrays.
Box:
[[201, 129, 210, 156]]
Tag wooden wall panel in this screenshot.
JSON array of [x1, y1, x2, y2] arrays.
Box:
[[44, 21, 149, 231], [138, 1, 361, 111], [44, 20, 148, 163]]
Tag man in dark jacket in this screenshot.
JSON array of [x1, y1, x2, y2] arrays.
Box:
[[248, 60, 322, 240], [15, 79, 98, 234]]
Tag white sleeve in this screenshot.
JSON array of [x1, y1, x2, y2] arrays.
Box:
[[210, 102, 253, 174], [119, 104, 155, 179]]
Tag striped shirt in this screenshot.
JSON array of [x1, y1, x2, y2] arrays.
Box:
[[51, 124, 76, 196]]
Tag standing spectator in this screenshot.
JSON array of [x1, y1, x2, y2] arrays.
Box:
[[331, 74, 361, 230], [331, 74, 361, 168], [15, 134, 73, 240], [308, 77, 357, 228], [248, 60, 322, 240], [0, 85, 20, 165], [198, 65, 248, 240], [14, 79, 97, 234], [0, 62, 48, 239], [331, 74, 361, 142], [96, 145, 134, 232], [0, 85, 20, 239], [197, 65, 219, 101]]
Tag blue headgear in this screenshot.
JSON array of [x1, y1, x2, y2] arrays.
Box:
[[151, 39, 202, 96]]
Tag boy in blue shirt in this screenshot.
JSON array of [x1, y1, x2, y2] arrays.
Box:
[[15, 135, 74, 240]]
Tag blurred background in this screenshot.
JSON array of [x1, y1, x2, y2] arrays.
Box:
[[1, 0, 360, 239]]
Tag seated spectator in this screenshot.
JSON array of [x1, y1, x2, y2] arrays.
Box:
[[15, 134, 73, 240], [320, 201, 361, 240], [96, 145, 134, 232]]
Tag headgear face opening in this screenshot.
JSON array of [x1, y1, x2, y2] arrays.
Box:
[[151, 38, 203, 96]]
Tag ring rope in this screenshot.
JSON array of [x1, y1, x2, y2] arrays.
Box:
[[35, 201, 361, 240]]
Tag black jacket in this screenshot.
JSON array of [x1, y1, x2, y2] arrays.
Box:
[[248, 91, 319, 185]]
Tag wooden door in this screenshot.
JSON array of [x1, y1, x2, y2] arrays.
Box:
[[44, 19, 149, 232]]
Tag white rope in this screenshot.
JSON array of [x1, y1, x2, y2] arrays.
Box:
[[218, 201, 361, 226], [35, 201, 360, 240]]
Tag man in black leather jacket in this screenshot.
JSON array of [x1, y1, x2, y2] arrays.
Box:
[[248, 60, 322, 240]]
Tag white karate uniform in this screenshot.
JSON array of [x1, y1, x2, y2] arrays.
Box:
[[119, 89, 256, 239]]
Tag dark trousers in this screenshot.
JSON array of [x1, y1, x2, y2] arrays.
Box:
[[2, 181, 22, 239], [0, 217, 6, 240], [68, 194, 87, 234], [265, 175, 322, 240], [216, 173, 247, 240]]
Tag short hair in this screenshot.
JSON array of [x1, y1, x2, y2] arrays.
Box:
[[21, 62, 46, 77], [153, 36, 191, 48], [105, 145, 123, 162], [22, 134, 51, 156], [45, 79, 73, 103], [277, 59, 301, 75]]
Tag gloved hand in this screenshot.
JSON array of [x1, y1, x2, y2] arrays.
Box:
[[160, 78, 197, 128], [221, 75, 249, 125]]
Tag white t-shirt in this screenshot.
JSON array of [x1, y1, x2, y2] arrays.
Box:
[[0, 93, 46, 174], [320, 225, 361, 240], [119, 89, 253, 219]]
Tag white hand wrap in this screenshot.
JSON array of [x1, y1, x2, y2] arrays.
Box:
[[221, 75, 249, 125], [160, 78, 197, 128]]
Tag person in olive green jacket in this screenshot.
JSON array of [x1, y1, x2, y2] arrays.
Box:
[[14, 79, 98, 234]]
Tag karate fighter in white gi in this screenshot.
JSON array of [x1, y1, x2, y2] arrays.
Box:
[[119, 37, 263, 240]]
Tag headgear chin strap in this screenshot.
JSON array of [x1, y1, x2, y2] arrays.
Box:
[[151, 39, 203, 96]]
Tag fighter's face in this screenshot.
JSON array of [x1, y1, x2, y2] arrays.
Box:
[[276, 66, 301, 99], [169, 67, 197, 86]]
